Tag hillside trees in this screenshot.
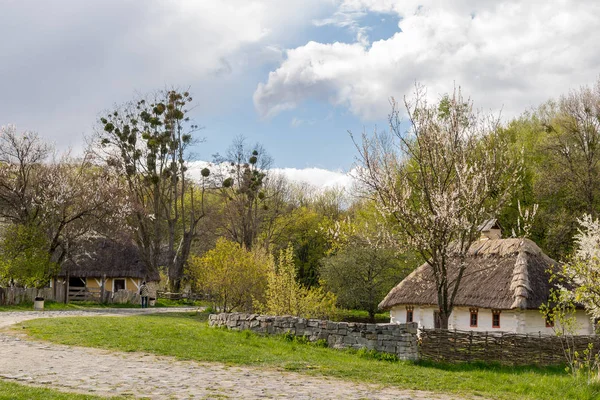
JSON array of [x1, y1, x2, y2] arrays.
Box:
[[353, 87, 521, 329], [320, 202, 415, 321], [95, 90, 210, 291], [498, 79, 600, 259], [0, 125, 125, 279]]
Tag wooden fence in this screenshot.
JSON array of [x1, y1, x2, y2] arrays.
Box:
[[419, 328, 600, 366], [0, 285, 138, 305], [0, 285, 65, 305]]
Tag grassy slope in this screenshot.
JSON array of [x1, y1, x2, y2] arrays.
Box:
[[20, 313, 600, 400], [0, 380, 111, 400]]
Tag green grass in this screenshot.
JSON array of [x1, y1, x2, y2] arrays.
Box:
[[0, 298, 206, 312], [20, 313, 600, 400], [332, 309, 390, 323], [0, 379, 112, 399]]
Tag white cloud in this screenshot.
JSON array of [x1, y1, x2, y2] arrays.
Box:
[[187, 161, 355, 191], [271, 167, 355, 190], [254, 0, 600, 120], [0, 0, 331, 151]]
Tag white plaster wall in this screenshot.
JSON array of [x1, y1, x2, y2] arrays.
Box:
[[523, 309, 593, 335], [390, 306, 595, 334], [449, 307, 519, 332], [390, 306, 436, 329]]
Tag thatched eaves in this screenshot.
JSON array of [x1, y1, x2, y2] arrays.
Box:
[[59, 238, 160, 281], [378, 238, 557, 311]]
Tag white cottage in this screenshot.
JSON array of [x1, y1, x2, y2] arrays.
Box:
[[379, 235, 595, 335]]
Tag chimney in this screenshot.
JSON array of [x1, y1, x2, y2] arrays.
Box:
[[478, 219, 502, 241]]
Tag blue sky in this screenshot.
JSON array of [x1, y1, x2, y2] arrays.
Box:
[[2, 0, 600, 187]]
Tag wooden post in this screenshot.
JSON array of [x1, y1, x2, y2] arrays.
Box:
[[100, 274, 106, 304], [485, 331, 488, 359], [468, 331, 473, 362], [500, 331, 503, 364], [538, 331, 542, 365], [453, 329, 457, 359], [65, 272, 70, 304]]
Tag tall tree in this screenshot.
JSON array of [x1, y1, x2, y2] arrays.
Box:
[[96, 89, 210, 291], [353, 86, 521, 329]]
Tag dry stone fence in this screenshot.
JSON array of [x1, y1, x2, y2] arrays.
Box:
[[210, 313, 600, 366], [208, 313, 419, 360]]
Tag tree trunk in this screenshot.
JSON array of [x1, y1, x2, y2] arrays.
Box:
[[439, 309, 450, 330]]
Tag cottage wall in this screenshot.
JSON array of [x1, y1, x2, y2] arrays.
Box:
[[83, 277, 142, 293], [390, 305, 594, 334]]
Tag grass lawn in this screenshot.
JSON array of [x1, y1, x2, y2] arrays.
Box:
[[0, 379, 111, 400], [332, 309, 390, 323], [19, 312, 600, 400], [0, 298, 206, 312]]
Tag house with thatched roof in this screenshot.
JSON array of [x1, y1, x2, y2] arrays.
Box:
[[379, 229, 595, 334], [58, 238, 159, 300]]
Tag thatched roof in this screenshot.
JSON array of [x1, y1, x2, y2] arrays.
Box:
[[379, 238, 557, 311], [59, 238, 160, 281]]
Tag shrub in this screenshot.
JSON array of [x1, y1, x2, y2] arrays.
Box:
[[187, 238, 269, 312], [259, 245, 337, 319]]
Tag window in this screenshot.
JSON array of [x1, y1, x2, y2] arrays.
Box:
[[492, 310, 501, 328], [114, 279, 126, 292], [406, 306, 414, 323], [469, 308, 478, 327], [545, 316, 554, 328]]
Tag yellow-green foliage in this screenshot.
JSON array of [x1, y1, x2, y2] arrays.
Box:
[[260, 246, 336, 319], [188, 238, 269, 312], [0, 223, 58, 289]]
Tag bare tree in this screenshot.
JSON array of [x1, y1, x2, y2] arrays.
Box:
[[213, 137, 290, 250], [352, 86, 521, 329]]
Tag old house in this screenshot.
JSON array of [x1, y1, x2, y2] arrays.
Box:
[[57, 238, 159, 302], [379, 224, 594, 335]]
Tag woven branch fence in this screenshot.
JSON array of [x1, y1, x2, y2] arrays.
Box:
[[419, 328, 600, 366]]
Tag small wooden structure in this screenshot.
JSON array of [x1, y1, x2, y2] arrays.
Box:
[[58, 237, 159, 303]]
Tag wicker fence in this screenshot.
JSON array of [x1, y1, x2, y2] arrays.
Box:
[[419, 328, 600, 366]]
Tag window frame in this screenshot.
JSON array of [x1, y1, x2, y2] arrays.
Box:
[[113, 278, 126, 292], [469, 308, 478, 328], [406, 306, 414, 323], [492, 310, 501, 329]]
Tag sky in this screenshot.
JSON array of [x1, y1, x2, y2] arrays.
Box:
[[2, 0, 600, 188]]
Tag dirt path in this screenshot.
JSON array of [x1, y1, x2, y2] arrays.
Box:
[[0, 310, 471, 399]]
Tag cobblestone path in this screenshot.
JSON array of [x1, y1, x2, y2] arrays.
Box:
[[0, 309, 472, 399]]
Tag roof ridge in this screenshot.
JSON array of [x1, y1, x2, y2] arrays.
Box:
[[509, 243, 532, 309]]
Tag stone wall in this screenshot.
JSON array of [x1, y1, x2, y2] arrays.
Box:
[[208, 313, 418, 361]]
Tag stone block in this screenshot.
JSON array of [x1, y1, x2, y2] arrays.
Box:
[[384, 345, 395, 353], [343, 336, 357, 345]]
